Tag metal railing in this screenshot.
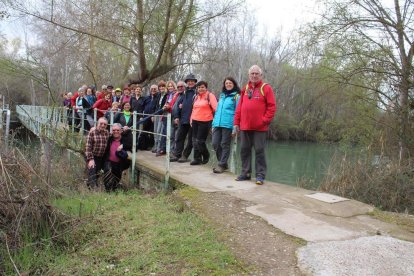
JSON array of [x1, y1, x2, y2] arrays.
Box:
[[0, 105, 11, 150], [15, 105, 172, 188]]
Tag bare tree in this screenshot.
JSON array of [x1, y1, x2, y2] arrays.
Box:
[[4, 0, 243, 85], [310, 0, 414, 160]]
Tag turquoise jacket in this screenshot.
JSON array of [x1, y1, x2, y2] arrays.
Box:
[[212, 91, 240, 129]]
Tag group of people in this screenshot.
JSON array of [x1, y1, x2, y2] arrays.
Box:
[[71, 64, 276, 191]]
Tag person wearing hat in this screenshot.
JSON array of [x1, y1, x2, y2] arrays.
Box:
[[170, 73, 197, 162], [107, 85, 114, 98], [113, 88, 122, 103]]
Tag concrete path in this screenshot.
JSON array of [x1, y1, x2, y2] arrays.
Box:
[[136, 151, 414, 275]]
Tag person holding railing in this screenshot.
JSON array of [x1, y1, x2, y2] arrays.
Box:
[[93, 92, 112, 119]]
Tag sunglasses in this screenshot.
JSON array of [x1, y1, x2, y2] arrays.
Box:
[[248, 89, 253, 99], [177, 86, 184, 88]]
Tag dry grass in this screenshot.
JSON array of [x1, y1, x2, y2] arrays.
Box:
[[0, 136, 80, 274], [320, 152, 414, 214]]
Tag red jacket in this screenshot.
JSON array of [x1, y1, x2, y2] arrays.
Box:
[[93, 99, 112, 118], [234, 80, 276, 131], [71, 92, 79, 111]]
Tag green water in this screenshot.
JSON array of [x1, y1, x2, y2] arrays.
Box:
[[265, 141, 337, 187], [210, 140, 338, 189]]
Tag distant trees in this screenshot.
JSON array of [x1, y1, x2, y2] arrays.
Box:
[[307, 0, 414, 160]]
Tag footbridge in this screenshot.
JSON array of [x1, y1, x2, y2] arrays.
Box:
[[8, 104, 414, 275], [14, 104, 174, 189]]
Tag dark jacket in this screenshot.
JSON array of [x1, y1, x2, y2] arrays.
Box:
[[104, 129, 133, 170], [172, 92, 185, 120], [114, 112, 134, 127], [144, 93, 160, 114], [177, 88, 196, 125], [130, 96, 146, 115]]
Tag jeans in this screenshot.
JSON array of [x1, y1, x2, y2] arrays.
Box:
[[103, 161, 123, 192]]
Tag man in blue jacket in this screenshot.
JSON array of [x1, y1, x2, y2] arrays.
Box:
[[170, 73, 197, 162]]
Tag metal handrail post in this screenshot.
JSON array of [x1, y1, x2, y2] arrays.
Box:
[[93, 108, 97, 127], [110, 111, 114, 132], [131, 111, 137, 184], [71, 108, 75, 133], [5, 109, 10, 150], [164, 113, 171, 190], [80, 109, 85, 133]]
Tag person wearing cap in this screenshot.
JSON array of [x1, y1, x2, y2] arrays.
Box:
[[113, 88, 122, 103], [233, 65, 276, 185], [170, 73, 197, 162], [107, 85, 114, 98]]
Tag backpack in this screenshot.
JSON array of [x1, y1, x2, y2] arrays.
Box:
[[192, 92, 216, 114], [244, 83, 268, 97]]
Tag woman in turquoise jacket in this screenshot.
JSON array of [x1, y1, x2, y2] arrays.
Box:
[[211, 77, 240, 173]]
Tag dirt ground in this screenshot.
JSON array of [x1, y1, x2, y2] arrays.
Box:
[[176, 189, 305, 275]]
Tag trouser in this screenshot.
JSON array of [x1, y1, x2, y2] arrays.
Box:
[[153, 116, 162, 151], [171, 122, 178, 153], [141, 118, 154, 150], [87, 155, 105, 188], [103, 161, 123, 192], [240, 131, 267, 178], [158, 116, 168, 153], [192, 120, 211, 163], [212, 127, 232, 168], [174, 123, 192, 158]]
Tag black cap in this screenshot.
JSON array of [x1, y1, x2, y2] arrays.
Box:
[[184, 73, 197, 83], [107, 84, 114, 89]]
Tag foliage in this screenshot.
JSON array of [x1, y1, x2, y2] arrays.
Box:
[[320, 151, 414, 214]]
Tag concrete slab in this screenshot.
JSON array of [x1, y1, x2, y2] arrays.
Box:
[[136, 151, 414, 243], [297, 236, 414, 276], [305, 192, 349, 203]]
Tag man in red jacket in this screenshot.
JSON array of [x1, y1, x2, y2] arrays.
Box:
[[233, 65, 276, 185]]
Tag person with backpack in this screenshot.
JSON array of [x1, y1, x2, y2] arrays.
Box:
[[170, 74, 198, 163], [189, 81, 217, 165], [233, 65, 276, 185], [211, 77, 241, 173]]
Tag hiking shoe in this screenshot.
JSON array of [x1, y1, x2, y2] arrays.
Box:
[[201, 157, 209, 164], [213, 166, 224, 174], [177, 157, 189, 163], [156, 151, 166, 157], [190, 160, 201, 165], [235, 174, 251, 181], [256, 177, 265, 185], [170, 156, 179, 162]]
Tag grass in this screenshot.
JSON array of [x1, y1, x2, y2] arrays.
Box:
[[45, 190, 245, 275]]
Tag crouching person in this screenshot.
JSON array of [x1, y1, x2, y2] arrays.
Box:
[[103, 123, 133, 192]]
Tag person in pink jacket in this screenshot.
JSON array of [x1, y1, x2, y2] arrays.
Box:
[[233, 65, 276, 185], [190, 81, 218, 165]]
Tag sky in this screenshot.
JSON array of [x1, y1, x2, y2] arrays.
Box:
[[247, 0, 319, 35], [1, 0, 319, 42]]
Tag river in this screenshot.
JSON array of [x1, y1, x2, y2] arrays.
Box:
[[210, 140, 338, 189]]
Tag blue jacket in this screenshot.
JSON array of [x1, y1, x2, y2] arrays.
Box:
[[177, 88, 196, 125], [212, 91, 239, 129]]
